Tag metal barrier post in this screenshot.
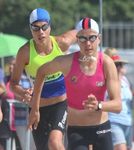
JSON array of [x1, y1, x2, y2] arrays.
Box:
[[25, 129, 30, 150], [6, 138, 12, 150], [6, 100, 30, 150]]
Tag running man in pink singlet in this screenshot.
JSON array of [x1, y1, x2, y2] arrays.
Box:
[[28, 17, 121, 150]]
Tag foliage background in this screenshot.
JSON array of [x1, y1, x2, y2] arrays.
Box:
[[0, 0, 134, 39]]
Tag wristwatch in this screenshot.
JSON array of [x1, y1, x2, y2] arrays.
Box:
[[96, 101, 102, 111]]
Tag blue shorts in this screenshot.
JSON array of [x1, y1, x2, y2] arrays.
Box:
[[111, 122, 133, 149]]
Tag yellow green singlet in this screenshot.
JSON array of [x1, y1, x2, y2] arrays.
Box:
[[25, 36, 66, 98]]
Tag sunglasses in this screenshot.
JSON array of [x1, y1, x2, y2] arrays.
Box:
[[30, 24, 50, 31], [77, 35, 98, 43], [115, 62, 124, 68]]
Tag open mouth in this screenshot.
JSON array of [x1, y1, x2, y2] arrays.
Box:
[[38, 36, 45, 40]]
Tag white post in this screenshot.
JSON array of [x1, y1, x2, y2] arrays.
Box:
[[6, 138, 12, 150], [99, 0, 103, 51], [25, 129, 31, 150]]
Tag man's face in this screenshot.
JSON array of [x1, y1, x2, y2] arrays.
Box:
[[30, 21, 51, 44], [77, 29, 101, 57]]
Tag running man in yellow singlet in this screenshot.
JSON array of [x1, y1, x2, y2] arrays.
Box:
[[10, 8, 77, 150]]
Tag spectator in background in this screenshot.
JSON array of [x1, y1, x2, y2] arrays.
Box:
[[4, 57, 36, 150], [0, 63, 18, 150], [104, 47, 133, 150]]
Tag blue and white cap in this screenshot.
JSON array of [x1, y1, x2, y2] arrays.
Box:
[[75, 17, 99, 33], [29, 8, 50, 24]]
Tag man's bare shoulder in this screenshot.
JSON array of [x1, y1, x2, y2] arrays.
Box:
[[18, 41, 30, 55], [16, 41, 30, 64], [103, 53, 115, 67], [103, 53, 118, 78]]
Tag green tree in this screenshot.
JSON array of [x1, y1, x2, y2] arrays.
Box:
[[103, 0, 134, 22], [0, 0, 134, 39], [0, 0, 42, 38]]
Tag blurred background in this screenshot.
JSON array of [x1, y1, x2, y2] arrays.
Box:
[[0, 0, 134, 45]]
